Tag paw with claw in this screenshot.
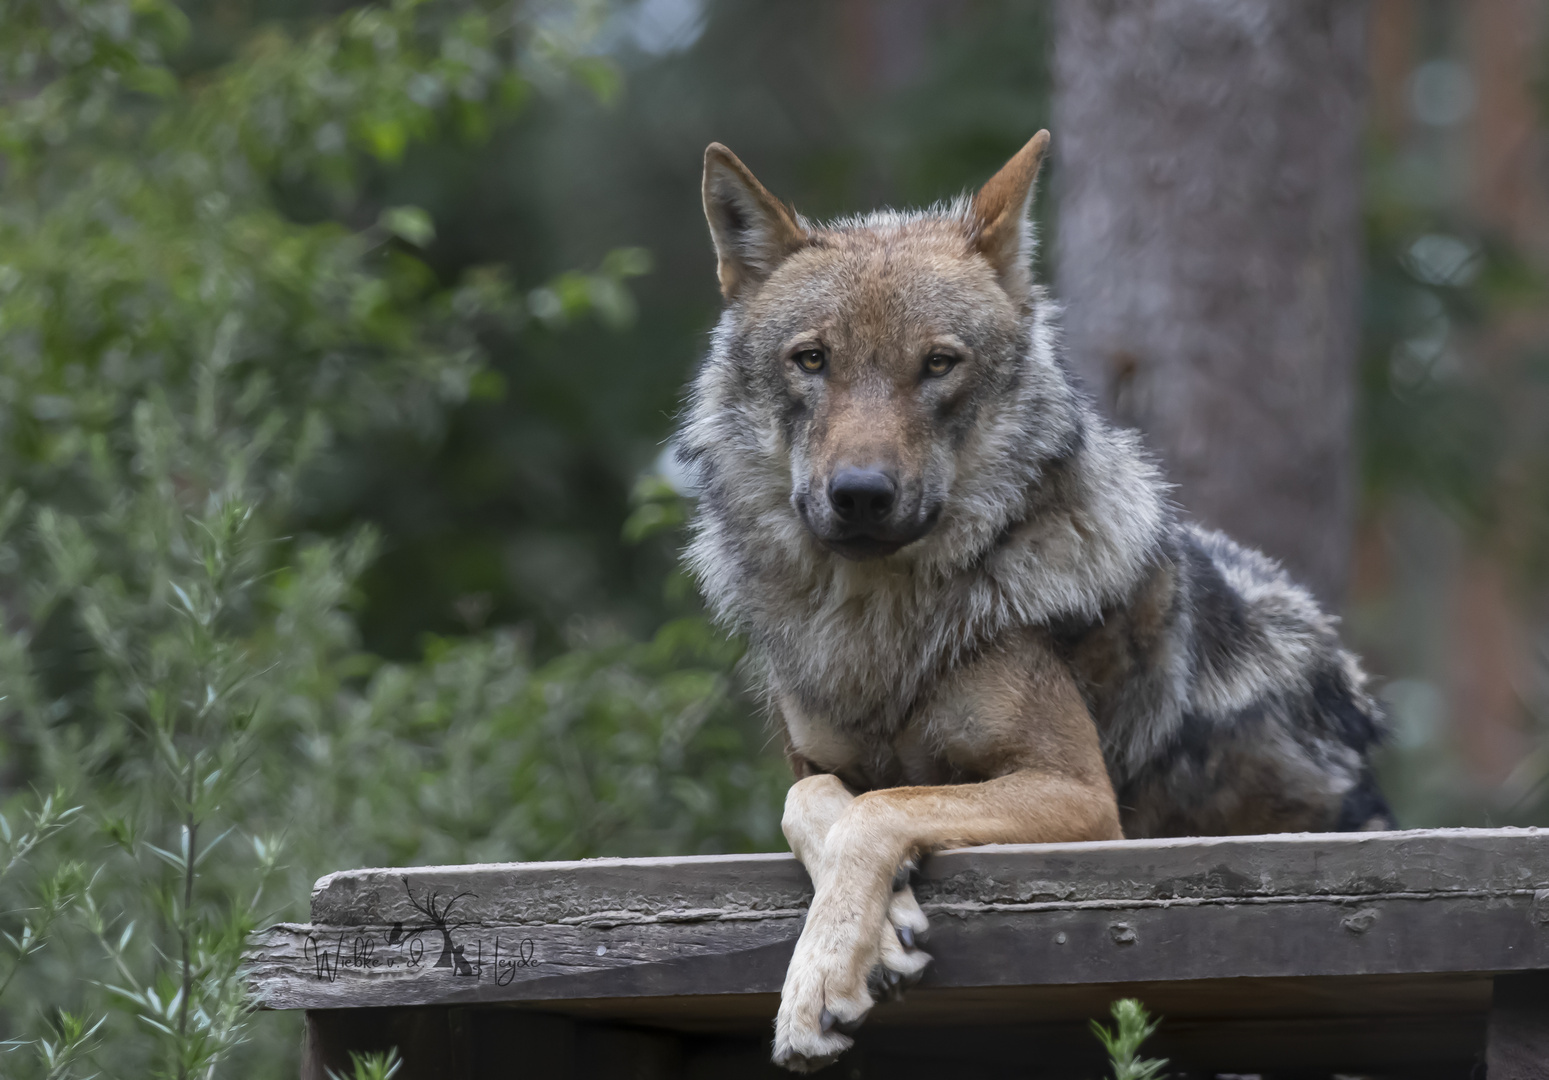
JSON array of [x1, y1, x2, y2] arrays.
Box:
[[773, 776, 933, 1072]]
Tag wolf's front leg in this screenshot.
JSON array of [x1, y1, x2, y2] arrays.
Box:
[[773, 770, 1119, 1071], [775, 774, 931, 1071], [772, 631, 1121, 1071], [783, 774, 933, 969]]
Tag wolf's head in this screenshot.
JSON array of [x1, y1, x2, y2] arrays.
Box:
[[681, 133, 1084, 578]]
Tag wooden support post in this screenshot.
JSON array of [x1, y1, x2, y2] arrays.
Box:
[[1489, 971, 1549, 1080]]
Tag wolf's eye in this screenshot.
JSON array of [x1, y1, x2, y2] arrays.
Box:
[[793, 349, 826, 374], [923, 353, 957, 378]]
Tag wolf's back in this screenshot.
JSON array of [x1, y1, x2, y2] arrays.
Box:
[[1067, 518, 1393, 838]]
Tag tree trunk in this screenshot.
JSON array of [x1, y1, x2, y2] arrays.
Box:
[[1052, 0, 1369, 607]]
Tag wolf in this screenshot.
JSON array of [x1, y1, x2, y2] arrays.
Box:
[[674, 130, 1393, 1072]]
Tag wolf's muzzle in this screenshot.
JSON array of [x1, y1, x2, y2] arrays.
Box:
[[797, 468, 942, 560]]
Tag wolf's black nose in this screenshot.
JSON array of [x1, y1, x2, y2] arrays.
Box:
[[829, 467, 897, 525]]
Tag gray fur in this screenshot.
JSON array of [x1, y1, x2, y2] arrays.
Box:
[[676, 198, 1391, 839]]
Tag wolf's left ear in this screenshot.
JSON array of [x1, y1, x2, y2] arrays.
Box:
[[703, 143, 809, 301], [970, 130, 1050, 301]]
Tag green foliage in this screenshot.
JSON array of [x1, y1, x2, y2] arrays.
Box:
[[291, 617, 780, 869], [1357, 189, 1546, 545], [328, 1048, 401, 1080], [1090, 998, 1168, 1080], [1358, 118, 1549, 827], [623, 474, 689, 545], [0, 794, 83, 1002], [0, 2, 782, 1077]]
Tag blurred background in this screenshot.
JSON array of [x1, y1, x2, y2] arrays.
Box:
[[1, 0, 1548, 1074], [311, 0, 1549, 832]]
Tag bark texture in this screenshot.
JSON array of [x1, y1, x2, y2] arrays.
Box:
[[1052, 1, 1369, 607]]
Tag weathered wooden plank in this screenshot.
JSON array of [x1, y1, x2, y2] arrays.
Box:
[[254, 917, 798, 1009], [307, 850, 811, 928], [251, 892, 1549, 1011], [248, 828, 1549, 1012]]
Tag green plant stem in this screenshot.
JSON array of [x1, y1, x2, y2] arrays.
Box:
[[177, 779, 197, 1080], [0, 950, 25, 1003]]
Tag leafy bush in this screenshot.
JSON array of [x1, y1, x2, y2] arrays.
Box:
[[0, 2, 784, 1076]]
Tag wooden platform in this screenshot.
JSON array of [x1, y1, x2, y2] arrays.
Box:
[[246, 828, 1549, 1078]]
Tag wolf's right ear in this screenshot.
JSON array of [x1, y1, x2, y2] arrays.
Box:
[[703, 144, 808, 301]]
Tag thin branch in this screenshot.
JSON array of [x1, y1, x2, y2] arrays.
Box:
[[175, 771, 197, 1080]]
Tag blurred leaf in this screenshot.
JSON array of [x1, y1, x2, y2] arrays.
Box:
[[379, 205, 436, 248]]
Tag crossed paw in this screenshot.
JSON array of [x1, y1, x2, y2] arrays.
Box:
[[771, 873, 933, 1072]]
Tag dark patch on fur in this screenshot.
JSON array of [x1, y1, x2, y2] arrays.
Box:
[[1336, 769, 1397, 831], [939, 394, 980, 450], [1166, 710, 1230, 770], [1179, 531, 1254, 690], [1054, 411, 1086, 464], [1310, 665, 1383, 752], [722, 202, 748, 237], [780, 394, 811, 446]]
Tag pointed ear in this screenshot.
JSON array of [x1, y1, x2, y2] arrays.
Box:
[[970, 130, 1050, 301], [703, 143, 808, 301]]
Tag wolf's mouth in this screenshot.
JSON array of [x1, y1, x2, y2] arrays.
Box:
[[822, 535, 911, 560], [809, 504, 943, 561]]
